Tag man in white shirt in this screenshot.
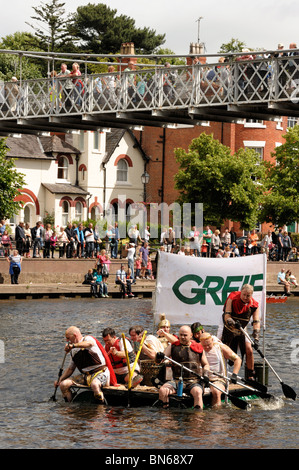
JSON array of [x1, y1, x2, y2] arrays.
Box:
[[126, 242, 136, 279], [84, 223, 95, 258]]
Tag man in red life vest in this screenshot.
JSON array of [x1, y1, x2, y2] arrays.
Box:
[[219, 284, 260, 379], [102, 327, 143, 387], [55, 326, 117, 402], [156, 325, 210, 409]]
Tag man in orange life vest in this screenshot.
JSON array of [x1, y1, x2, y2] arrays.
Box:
[[55, 326, 117, 402], [102, 327, 143, 387], [219, 284, 260, 380], [156, 325, 210, 409]]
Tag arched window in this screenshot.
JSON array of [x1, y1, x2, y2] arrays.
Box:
[[75, 201, 83, 221], [62, 200, 69, 226], [117, 159, 128, 182], [57, 156, 69, 179]]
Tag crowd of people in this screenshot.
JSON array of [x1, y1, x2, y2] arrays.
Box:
[[155, 225, 298, 261], [4, 42, 299, 115], [55, 284, 259, 409]]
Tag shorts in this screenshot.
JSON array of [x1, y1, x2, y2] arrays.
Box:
[[165, 380, 203, 394], [141, 259, 147, 267], [73, 366, 110, 387]]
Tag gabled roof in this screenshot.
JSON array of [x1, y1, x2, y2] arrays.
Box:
[[5, 134, 80, 160], [103, 128, 149, 165], [6, 134, 48, 160], [39, 135, 80, 155]]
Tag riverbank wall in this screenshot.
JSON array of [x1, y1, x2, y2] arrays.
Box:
[[0, 258, 298, 299]]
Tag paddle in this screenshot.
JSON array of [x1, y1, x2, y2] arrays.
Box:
[[239, 326, 297, 401], [163, 355, 249, 410], [121, 331, 147, 406], [227, 371, 269, 394], [213, 370, 275, 400], [50, 350, 68, 402]]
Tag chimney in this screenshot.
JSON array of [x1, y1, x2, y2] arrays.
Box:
[[187, 42, 206, 66], [119, 42, 137, 71]]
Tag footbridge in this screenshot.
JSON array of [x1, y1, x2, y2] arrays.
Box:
[[0, 48, 298, 136]]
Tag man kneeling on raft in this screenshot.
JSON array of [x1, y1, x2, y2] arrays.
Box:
[[54, 326, 117, 402], [200, 332, 242, 407]]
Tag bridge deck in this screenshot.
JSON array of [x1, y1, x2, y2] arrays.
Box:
[[0, 49, 298, 134]]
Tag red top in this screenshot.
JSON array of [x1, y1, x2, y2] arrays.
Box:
[[225, 291, 259, 316]]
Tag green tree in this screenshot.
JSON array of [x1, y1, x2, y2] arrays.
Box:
[[0, 139, 26, 220], [174, 133, 266, 230], [0, 32, 45, 80], [260, 125, 299, 227], [27, 0, 73, 52], [70, 3, 165, 54], [218, 38, 247, 54]]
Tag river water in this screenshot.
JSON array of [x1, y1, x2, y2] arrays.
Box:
[[0, 296, 298, 452]]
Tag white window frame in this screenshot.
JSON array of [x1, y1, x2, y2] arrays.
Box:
[[57, 156, 69, 180], [244, 119, 266, 128], [116, 159, 129, 183]]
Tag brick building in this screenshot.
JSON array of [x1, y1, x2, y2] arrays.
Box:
[[134, 117, 290, 236]]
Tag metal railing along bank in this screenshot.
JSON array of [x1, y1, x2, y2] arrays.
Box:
[[0, 49, 298, 122]]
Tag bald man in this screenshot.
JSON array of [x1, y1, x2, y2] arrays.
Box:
[[157, 325, 209, 409], [55, 326, 116, 402], [200, 332, 242, 407]]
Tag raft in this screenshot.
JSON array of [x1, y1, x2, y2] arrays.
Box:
[[70, 382, 262, 408]]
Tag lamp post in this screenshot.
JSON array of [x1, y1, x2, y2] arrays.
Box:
[[141, 171, 150, 237]]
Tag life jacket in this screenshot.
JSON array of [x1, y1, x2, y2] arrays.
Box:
[[222, 291, 259, 360], [223, 291, 259, 331], [72, 336, 118, 386], [105, 337, 135, 370], [170, 340, 203, 380]]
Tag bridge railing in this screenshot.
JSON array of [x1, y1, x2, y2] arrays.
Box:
[[0, 51, 298, 120]]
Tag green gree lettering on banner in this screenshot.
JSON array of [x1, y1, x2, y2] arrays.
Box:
[[172, 274, 264, 305]]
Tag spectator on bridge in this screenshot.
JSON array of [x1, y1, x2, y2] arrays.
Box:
[[58, 63, 73, 109], [288, 43, 299, 89], [102, 65, 117, 104], [70, 62, 84, 107], [124, 61, 136, 103], [5, 76, 19, 113], [49, 71, 61, 111]]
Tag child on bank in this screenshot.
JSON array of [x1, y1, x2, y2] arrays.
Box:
[[146, 258, 154, 280], [135, 255, 141, 279], [50, 233, 57, 258]]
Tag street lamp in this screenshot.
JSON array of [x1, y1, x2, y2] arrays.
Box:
[[141, 171, 150, 186]]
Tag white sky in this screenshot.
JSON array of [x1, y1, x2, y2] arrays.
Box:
[[2, 0, 299, 55]]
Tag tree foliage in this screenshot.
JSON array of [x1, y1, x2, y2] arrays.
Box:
[[0, 32, 45, 80], [218, 38, 247, 54], [27, 0, 73, 52], [260, 125, 299, 227], [69, 3, 165, 54], [0, 139, 26, 220], [174, 133, 267, 230]]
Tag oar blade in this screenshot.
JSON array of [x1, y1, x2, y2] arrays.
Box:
[[282, 382, 297, 401], [229, 395, 249, 410]]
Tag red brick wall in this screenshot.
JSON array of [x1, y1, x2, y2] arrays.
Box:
[[135, 117, 288, 236]]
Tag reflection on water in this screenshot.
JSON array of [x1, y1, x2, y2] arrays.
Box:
[[0, 297, 298, 449]]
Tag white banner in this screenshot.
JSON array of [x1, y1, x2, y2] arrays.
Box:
[[154, 252, 267, 327]]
